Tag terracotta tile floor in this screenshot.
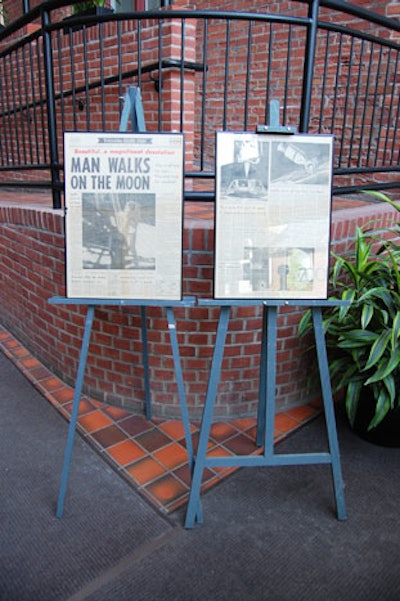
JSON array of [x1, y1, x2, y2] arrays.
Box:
[[0, 323, 321, 513]]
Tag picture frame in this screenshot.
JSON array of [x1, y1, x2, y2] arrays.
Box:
[[64, 131, 184, 300], [214, 131, 334, 300]]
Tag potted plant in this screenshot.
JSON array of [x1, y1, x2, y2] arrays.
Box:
[[63, 1, 116, 33], [299, 192, 400, 446], [71, 1, 113, 15]]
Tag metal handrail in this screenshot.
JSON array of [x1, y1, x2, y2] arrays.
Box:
[[0, 0, 398, 208]]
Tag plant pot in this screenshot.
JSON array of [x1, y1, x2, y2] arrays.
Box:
[[72, 6, 114, 16], [352, 393, 400, 447], [63, 7, 114, 34]]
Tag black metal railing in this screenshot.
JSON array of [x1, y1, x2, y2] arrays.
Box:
[[0, 0, 399, 208]]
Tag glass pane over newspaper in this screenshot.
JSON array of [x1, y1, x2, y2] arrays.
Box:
[[214, 132, 333, 300], [64, 132, 184, 300]]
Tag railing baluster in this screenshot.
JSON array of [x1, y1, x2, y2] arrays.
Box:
[[375, 47, 392, 168], [264, 21, 273, 124], [199, 18, 208, 172], [283, 23, 292, 126], [42, 7, 61, 208], [157, 20, 163, 131], [137, 18, 142, 90], [68, 29, 77, 130], [117, 19, 123, 107], [331, 32, 343, 162], [55, 30, 66, 135], [99, 22, 106, 131], [383, 50, 399, 166], [35, 34, 48, 165], [366, 44, 383, 167], [358, 41, 374, 169], [318, 30, 330, 135], [0, 60, 10, 167], [83, 27, 91, 129], [15, 48, 27, 164], [389, 57, 400, 166], [9, 52, 21, 165], [348, 37, 364, 169], [338, 36, 354, 168], [222, 20, 230, 131], [180, 19, 185, 132], [22, 44, 33, 165], [243, 20, 253, 131], [300, 0, 319, 132]]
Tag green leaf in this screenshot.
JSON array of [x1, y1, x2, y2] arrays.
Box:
[[337, 329, 378, 349], [345, 380, 362, 427], [298, 309, 312, 337], [391, 312, 400, 349], [363, 329, 392, 371], [330, 361, 360, 391], [368, 389, 391, 430], [361, 303, 374, 329], [338, 289, 355, 319], [332, 254, 359, 289], [386, 248, 400, 291], [354, 227, 371, 270], [383, 373, 396, 407], [359, 288, 392, 308], [364, 348, 400, 385]]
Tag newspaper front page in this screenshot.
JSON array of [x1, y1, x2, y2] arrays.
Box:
[[214, 132, 333, 300], [64, 132, 184, 300]]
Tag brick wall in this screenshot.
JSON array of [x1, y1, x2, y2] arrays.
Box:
[[1, 199, 398, 419]]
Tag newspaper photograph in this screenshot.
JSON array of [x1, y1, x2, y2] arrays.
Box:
[[215, 131, 333, 299], [64, 132, 184, 299]]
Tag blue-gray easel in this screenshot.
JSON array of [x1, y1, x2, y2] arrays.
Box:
[[185, 106, 347, 527], [51, 87, 195, 518], [184, 299, 348, 528], [50, 296, 195, 519]]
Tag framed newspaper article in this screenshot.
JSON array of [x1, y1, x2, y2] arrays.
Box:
[[214, 131, 333, 300], [64, 131, 184, 300]]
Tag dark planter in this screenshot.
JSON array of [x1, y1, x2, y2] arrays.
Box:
[[72, 6, 114, 16], [63, 7, 114, 34], [352, 392, 400, 447]]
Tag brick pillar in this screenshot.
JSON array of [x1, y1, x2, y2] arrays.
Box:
[[387, 1, 400, 41], [158, 15, 197, 173]]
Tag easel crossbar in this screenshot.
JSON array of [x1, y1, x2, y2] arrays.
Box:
[[204, 452, 332, 469]]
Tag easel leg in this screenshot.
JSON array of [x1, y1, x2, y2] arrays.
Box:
[[166, 307, 202, 524], [312, 307, 347, 520], [141, 306, 151, 420], [256, 305, 278, 455], [165, 307, 194, 469], [263, 305, 278, 458], [256, 305, 268, 446], [56, 306, 95, 519], [184, 306, 231, 528]]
